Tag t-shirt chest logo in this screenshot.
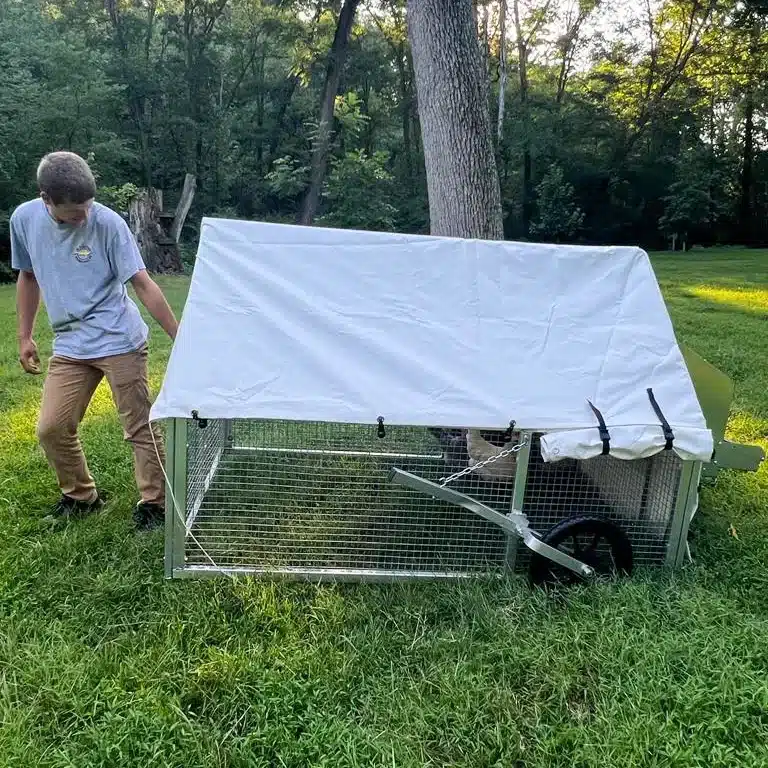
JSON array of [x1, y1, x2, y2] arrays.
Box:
[[74, 244, 93, 263]]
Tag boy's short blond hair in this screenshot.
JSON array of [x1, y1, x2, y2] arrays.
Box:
[[37, 151, 97, 205]]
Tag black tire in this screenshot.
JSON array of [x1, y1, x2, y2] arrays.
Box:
[[528, 514, 633, 587]]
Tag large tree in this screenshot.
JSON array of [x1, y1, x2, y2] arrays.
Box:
[[407, 0, 503, 239], [298, 0, 362, 225]]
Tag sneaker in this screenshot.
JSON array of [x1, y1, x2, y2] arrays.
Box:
[[43, 493, 106, 523], [133, 502, 165, 531]]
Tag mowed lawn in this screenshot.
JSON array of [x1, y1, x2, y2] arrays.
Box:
[[1, 248, 767, 767]]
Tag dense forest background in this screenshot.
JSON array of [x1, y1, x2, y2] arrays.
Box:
[[1, 0, 767, 276]]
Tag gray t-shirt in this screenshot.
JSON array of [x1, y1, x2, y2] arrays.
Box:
[[10, 198, 149, 360]]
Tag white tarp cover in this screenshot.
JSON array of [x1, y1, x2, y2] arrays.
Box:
[[150, 218, 714, 463]]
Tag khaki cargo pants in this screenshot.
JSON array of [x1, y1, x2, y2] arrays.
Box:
[[37, 343, 165, 505]]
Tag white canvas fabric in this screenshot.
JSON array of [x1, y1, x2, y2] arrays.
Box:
[[539, 425, 713, 464], [150, 218, 714, 463]]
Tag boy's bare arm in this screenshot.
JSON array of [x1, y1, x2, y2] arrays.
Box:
[[130, 270, 179, 340], [16, 270, 41, 374]]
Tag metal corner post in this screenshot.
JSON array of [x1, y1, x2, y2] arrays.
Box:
[[164, 418, 188, 578], [664, 459, 697, 567], [672, 460, 703, 567], [505, 431, 532, 572], [224, 418, 234, 447], [163, 418, 177, 579]]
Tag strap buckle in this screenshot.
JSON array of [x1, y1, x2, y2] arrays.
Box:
[[587, 400, 611, 456], [647, 389, 674, 450]]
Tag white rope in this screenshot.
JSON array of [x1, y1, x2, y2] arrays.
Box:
[[150, 423, 235, 579]]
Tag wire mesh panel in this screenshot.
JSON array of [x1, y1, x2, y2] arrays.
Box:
[[185, 418, 229, 527], [516, 434, 684, 567], [180, 419, 517, 577], [172, 421, 688, 579]]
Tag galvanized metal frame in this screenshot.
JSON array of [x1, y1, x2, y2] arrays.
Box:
[[170, 564, 490, 582], [505, 431, 532, 572], [163, 418, 177, 579], [165, 419, 180, 579], [164, 418, 700, 582], [164, 417, 188, 578], [667, 460, 703, 567]]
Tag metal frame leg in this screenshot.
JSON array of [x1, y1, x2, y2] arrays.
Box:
[[505, 432, 532, 572], [163, 418, 177, 579], [164, 418, 188, 578], [666, 460, 702, 567]]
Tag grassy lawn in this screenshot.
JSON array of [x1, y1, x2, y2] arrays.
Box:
[[1, 248, 767, 767]]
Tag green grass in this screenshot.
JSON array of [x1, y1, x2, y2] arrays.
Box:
[[1, 252, 768, 767]]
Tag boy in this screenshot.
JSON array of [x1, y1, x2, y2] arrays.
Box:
[[11, 151, 178, 530]]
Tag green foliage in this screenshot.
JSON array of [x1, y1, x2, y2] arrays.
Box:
[[97, 184, 140, 217], [266, 156, 310, 201], [0, 0, 427, 239], [333, 91, 370, 138], [0, 209, 12, 284], [319, 150, 399, 231], [530, 164, 585, 242], [658, 146, 734, 246], [0, 0, 767, 248]]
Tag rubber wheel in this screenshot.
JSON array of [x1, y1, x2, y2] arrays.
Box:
[[528, 514, 633, 586]]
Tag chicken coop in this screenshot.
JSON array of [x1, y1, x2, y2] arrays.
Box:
[[150, 219, 763, 585]]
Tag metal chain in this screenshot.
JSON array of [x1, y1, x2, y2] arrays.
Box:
[[439, 435, 528, 486]]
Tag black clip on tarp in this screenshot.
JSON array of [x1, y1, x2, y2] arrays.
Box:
[[647, 388, 674, 450], [587, 400, 611, 455]]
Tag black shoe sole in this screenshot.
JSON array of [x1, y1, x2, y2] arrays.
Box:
[[133, 505, 165, 532], [42, 498, 105, 526]]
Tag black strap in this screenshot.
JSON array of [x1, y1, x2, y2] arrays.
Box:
[[647, 388, 674, 450], [587, 400, 611, 455]]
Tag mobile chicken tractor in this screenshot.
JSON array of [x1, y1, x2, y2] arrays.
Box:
[[149, 219, 763, 584]]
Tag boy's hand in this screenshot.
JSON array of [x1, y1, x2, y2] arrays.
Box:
[[19, 337, 42, 375]]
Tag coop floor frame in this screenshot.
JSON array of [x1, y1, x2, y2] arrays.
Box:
[[163, 418, 703, 582]]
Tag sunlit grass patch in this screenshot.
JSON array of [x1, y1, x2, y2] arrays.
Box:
[[685, 285, 768, 314]]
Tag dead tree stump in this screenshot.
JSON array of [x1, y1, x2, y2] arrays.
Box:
[[128, 174, 196, 273]]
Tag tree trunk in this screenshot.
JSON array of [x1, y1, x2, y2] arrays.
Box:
[[361, 79, 375, 155], [497, 0, 508, 142], [555, 1, 593, 106], [480, 2, 491, 87], [298, 0, 362, 226], [739, 90, 755, 245], [255, 47, 267, 176], [105, 0, 154, 187], [739, 18, 760, 246], [128, 189, 184, 274], [396, 42, 414, 184], [512, 0, 532, 237], [170, 173, 197, 242], [407, 0, 503, 239], [268, 75, 300, 162]]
